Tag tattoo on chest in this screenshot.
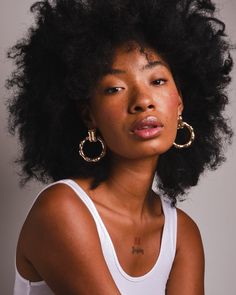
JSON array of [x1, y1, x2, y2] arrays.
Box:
[[131, 237, 144, 255]]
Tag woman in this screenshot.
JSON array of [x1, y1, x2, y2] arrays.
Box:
[[7, 0, 233, 294]]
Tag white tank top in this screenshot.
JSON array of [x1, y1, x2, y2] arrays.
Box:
[[14, 179, 177, 295]]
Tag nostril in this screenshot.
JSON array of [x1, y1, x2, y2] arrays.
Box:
[[130, 99, 155, 113], [134, 106, 143, 112], [132, 103, 155, 113], [147, 104, 155, 109]]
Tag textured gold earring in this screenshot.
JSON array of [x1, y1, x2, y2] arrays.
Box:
[[79, 129, 106, 162], [173, 115, 195, 149]]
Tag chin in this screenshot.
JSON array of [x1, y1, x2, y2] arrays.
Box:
[[111, 146, 171, 161], [108, 137, 175, 160], [142, 141, 174, 155]]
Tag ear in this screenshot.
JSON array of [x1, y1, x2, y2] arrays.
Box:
[[78, 103, 97, 129]]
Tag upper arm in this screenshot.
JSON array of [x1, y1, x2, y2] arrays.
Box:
[[20, 184, 121, 295], [166, 208, 205, 295]]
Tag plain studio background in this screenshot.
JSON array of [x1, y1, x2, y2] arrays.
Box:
[[0, 0, 235, 294]]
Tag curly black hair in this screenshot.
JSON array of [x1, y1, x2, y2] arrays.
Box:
[[7, 0, 233, 205]]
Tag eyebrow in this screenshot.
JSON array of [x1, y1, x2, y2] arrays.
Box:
[[104, 60, 166, 76], [141, 60, 166, 71]]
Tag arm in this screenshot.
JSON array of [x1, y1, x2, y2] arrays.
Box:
[[166, 209, 205, 295], [20, 184, 121, 295]]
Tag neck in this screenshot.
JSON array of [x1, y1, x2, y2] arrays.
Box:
[[103, 155, 159, 219]]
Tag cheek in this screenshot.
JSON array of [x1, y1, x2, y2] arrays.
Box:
[[159, 90, 181, 120], [92, 102, 125, 134]]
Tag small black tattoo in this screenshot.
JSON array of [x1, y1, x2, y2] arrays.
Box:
[[132, 246, 144, 255]]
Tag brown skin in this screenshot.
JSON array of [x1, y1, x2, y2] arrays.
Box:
[[16, 44, 204, 294]]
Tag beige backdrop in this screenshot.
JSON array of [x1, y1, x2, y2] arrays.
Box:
[[0, 0, 235, 294]]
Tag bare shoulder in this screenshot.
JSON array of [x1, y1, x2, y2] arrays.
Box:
[[28, 182, 90, 220], [176, 208, 203, 246], [17, 182, 120, 294], [166, 208, 205, 295], [31, 181, 86, 211], [20, 182, 95, 242], [20, 181, 98, 253], [175, 207, 204, 265]]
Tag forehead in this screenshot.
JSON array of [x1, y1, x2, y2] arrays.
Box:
[[110, 42, 167, 69]]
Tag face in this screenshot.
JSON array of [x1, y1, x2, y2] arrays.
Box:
[[88, 44, 183, 160]]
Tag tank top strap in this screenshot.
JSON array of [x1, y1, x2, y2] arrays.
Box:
[[159, 196, 177, 261], [27, 179, 105, 236], [53, 179, 105, 235], [30, 179, 97, 214]]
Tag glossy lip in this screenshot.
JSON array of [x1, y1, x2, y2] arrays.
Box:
[[130, 116, 164, 139]]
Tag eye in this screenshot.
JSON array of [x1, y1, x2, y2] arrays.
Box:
[[104, 87, 124, 94], [152, 79, 167, 86]]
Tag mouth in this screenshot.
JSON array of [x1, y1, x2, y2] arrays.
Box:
[[130, 116, 164, 139]]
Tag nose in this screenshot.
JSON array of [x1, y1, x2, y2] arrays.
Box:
[[128, 87, 155, 114]]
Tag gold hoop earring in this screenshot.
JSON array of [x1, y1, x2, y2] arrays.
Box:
[[173, 115, 195, 149], [79, 129, 106, 162]]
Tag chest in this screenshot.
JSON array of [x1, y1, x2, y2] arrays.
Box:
[[97, 208, 165, 277]]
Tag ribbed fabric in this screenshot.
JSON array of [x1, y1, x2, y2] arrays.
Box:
[[14, 179, 177, 295]]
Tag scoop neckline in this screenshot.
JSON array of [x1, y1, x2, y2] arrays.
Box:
[[67, 179, 167, 282]]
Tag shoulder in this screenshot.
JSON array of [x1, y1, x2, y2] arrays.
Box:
[[174, 208, 205, 273], [28, 180, 93, 220], [16, 181, 121, 294], [24, 182, 89, 226], [20, 180, 99, 259], [176, 208, 203, 248], [32, 181, 84, 214], [161, 200, 202, 247], [166, 208, 205, 294]]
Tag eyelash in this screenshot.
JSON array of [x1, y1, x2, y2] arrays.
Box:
[[104, 87, 124, 94], [152, 79, 167, 86]]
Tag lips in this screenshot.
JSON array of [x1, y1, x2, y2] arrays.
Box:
[[131, 116, 163, 139]]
